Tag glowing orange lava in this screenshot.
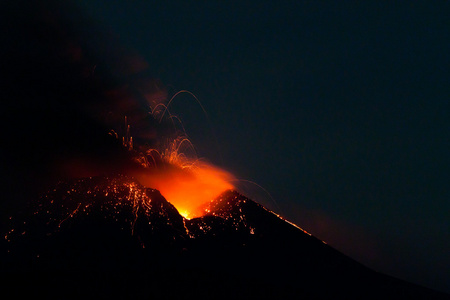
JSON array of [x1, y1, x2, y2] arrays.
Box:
[[132, 161, 235, 219], [112, 90, 236, 219]]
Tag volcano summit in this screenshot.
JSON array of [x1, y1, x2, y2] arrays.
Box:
[[3, 175, 447, 299], [1, 2, 448, 299]]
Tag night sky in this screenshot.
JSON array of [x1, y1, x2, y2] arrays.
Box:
[[3, 1, 450, 294]]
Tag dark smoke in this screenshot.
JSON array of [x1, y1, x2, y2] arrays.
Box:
[[0, 1, 171, 217]]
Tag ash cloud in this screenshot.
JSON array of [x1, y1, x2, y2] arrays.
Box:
[[0, 3, 154, 202], [2, 4, 161, 159], [0, 1, 234, 219]]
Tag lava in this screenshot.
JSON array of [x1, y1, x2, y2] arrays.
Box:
[[53, 88, 236, 220], [128, 135, 235, 218], [119, 92, 237, 219], [132, 160, 235, 219]]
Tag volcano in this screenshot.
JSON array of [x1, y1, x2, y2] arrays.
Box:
[[1, 2, 449, 299], [2, 175, 447, 299]]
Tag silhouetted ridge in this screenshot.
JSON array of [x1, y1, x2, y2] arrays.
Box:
[[3, 176, 448, 299]]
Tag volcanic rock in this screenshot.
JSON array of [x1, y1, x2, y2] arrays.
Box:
[[2, 175, 448, 299]]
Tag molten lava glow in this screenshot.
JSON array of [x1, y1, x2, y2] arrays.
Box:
[[126, 130, 236, 219], [133, 162, 235, 219]]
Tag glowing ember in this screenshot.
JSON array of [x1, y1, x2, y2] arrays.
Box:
[[4, 175, 190, 252]]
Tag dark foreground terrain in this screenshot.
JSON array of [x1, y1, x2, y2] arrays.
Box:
[[2, 176, 448, 299]]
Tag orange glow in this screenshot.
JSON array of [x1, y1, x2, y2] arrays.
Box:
[[111, 89, 236, 219], [132, 160, 235, 219], [128, 130, 236, 219]]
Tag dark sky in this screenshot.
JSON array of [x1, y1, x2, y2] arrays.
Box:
[[75, 1, 450, 293], [3, 0, 449, 293]]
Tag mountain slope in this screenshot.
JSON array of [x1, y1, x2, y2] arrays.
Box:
[[2, 175, 448, 299]]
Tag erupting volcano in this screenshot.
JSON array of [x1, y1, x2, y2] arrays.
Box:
[[4, 173, 446, 299], [4, 92, 446, 300], [1, 2, 448, 299]]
